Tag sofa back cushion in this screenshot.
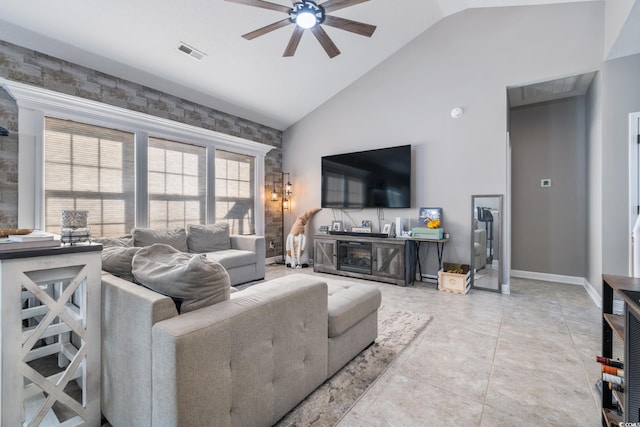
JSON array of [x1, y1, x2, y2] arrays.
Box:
[[132, 243, 230, 313], [93, 235, 134, 247], [101, 246, 142, 282], [187, 223, 231, 253], [132, 228, 188, 252]]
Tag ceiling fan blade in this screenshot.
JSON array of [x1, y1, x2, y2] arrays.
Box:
[[321, 0, 369, 13], [322, 15, 376, 37], [311, 26, 340, 58], [283, 26, 304, 57], [226, 0, 292, 14], [242, 18, 291, 40]]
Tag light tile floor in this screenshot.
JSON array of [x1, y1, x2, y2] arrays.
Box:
[[266, 266, 603, 426]]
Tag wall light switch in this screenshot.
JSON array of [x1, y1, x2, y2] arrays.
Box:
[[540, 179, 551, 187]]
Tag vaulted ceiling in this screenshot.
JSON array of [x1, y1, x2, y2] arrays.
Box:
[[0, 0, 598, 130]]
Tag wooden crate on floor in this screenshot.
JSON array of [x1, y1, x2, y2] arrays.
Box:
[[438, 263, 471, 294]]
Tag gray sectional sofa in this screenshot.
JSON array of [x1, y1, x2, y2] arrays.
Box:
[[101, 272, 381, 427], [98, 223, 382, 426]]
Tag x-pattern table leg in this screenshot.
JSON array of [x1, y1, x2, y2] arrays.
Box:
[[20, 267, 87, 356], [22, 344, 87, 426], [19, 265, 89, 425]]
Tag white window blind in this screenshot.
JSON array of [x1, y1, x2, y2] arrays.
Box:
[[148, 137, 206, 229], [215, 149, 255, 235], [44, 117, 135, 237]]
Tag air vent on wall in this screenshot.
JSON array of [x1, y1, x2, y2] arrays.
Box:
[[178, 42, 206, 61]]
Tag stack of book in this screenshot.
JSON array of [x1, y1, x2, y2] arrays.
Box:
[[0, 231, 60, 251], [597, 355, 624, 392]]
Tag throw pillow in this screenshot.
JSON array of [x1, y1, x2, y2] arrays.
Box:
[[101, 246, 142, 282], [132, 228, 188, 252], [131, 243, 230, 313], [187, 223, 231, 253]]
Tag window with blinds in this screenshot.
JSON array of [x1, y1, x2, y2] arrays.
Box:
[[215, 150, 255, 235], [44, 118, 135, 237], [148, 137, 206, 229]]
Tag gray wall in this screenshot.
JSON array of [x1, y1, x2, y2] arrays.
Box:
[[605, 0, 638, 59], [601, 53, 640, 279], [586, 71, 603, 293], [510, 97, 587, 277], [283, 3, 603, 274]]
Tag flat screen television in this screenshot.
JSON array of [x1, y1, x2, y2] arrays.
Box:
[[321, 145, 411, 208]]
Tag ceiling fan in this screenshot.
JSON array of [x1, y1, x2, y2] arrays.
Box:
[[226, 0, 377, 58]]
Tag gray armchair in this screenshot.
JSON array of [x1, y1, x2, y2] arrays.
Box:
[[474, 228, 487, 270]]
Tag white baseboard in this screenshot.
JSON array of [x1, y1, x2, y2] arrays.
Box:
[[582, 278, 601, 308], [510, 270, 584, 285], [501, 281, 510, 294], [266, 256, 280, 265], [511, 270, 601, 307]]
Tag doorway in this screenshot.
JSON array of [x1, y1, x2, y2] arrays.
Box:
[[507, 74, 594, 283]]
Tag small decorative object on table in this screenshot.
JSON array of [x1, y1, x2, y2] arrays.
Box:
[[351, 220, 372, 234], [331, 220, 343, 232], [61, 210, 91, 244], [0, 228, 32, 238], [382, 223, 392, 235], [317, 225, 329, 235], [416, 207, 443, 238], [419, 207, 442, 229]]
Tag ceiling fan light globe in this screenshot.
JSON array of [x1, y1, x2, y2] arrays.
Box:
[[296, 12, 317, 29]]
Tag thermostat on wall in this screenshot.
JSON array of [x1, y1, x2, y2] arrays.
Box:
[[540, 179, 551, 187]]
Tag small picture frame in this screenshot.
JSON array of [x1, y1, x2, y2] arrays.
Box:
[[382, 223, 392, 235], [419, 207, 442, 226], [331, 220, 343, 232]]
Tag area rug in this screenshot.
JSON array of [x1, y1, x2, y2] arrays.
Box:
[[274, 309, 432, 427]]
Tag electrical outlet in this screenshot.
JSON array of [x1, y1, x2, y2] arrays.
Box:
[[269, 241, 275, 249]]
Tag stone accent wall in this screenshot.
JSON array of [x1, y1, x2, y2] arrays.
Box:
[[0, 41, 284, 256]]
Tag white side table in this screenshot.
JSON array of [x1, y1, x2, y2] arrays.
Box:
[[0, 243, 102, 426]]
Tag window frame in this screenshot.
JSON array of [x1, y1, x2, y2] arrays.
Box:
[[3, 79, 272, 235], [43, 117, 137, 237], [147, 136, 208, 230]]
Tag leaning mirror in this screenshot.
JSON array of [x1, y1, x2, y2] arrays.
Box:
[[471, 195, 503, 291]]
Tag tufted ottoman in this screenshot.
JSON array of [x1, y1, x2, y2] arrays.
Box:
[[325, 278, 382, 377]]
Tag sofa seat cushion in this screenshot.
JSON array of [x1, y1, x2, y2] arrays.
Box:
[[326, 279, 382, 338], [132, 243, 230, 313], [205, 249, 257, 270]]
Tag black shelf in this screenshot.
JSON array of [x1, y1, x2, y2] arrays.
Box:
[[602, 275, 640, 426]]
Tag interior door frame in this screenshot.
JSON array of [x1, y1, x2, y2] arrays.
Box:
[[628, 112, 640, 275]]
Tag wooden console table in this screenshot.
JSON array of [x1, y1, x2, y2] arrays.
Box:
[[0, 243, 102, 426], [314, 234, 416, 286]]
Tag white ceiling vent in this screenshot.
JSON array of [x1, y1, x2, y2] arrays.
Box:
[[178, 42, 206, 61]]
